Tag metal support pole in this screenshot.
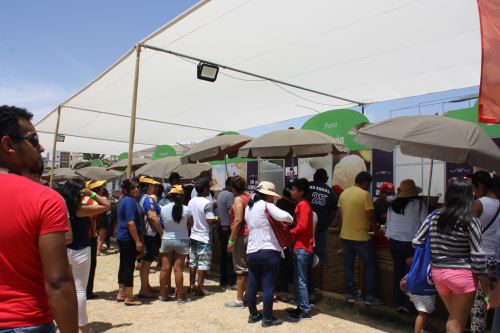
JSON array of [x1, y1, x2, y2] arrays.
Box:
[[49, 105, 62, 187], [427, 159, 434, 210], [361, 104, 365, 114], [127, 44, 142, 179]]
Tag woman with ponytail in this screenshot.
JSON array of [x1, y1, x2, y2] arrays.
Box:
[[159, 185, 193, 304]]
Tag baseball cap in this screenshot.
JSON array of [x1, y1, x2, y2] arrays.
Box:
[[380, 182, 395, 194], [168, 185, 184, 195], [86, 180, 106, 190]]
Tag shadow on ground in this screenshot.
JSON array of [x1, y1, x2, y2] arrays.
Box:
[[90, 321, 132, 332]]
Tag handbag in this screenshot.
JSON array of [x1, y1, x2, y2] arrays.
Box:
[[406, 210, 438, 296], [265, 204, 293, 249]]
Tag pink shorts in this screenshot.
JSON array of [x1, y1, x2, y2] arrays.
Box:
[[431, 267, 477, 295]]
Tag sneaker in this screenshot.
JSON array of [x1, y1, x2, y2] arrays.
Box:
[[397, 306, 410, 314], [364, 296, 384, 306], [286, 307, 301, 315], [225, 299, 244, 308], [288, 310, 312, 321], [261, 317, 283, 327], [248, 312, 263, 324], [346, 294, 359, 304], [177, 296, 191, 305]]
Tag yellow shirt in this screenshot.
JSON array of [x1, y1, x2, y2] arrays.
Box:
[[338, 186, 374, 241]]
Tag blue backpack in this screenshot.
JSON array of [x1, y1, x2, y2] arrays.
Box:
[[406, 210, 438, 296]]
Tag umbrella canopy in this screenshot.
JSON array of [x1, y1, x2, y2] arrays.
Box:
[[181, 134, 252, 164], [42, 168, 79, 182], [238, 128, 347, 159], [108, 158, 150, 171], [76, 167, 123, 181], [354, 115, 500, 171], [136, 156, 211, 180]]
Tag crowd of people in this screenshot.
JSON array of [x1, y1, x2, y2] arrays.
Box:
[[1, 105, 500, 333]]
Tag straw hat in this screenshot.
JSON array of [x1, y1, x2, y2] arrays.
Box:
[[396, 179, 422, 198], [139, 176, 160, 185], [86, 180, 106, 190], [255, 181, 281, 199], [168, 185, 184, 195]]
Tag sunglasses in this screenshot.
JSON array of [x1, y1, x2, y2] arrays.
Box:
[[12, 133, 41, 149]]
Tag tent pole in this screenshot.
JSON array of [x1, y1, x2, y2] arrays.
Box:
[[427, 159, 434, 210], [49, 105, 62, 188], [127, 44, 142, 179]]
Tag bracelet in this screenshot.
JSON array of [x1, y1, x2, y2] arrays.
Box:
[[89, 191, 97, 199], [228, 240, 234, 246]]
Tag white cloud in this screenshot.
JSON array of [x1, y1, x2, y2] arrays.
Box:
[[0, 78, 71, 122]]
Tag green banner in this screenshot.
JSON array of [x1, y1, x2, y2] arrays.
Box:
[[152, 145, 177, 160], [446, 103, 500, 138], [301, 109, 369, 151]]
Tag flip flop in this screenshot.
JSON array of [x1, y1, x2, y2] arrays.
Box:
[[124, 299, 142, 306], [116, 296, 125, 302]]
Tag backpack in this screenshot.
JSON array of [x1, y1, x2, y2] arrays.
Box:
[[406, 210, 438, 296]]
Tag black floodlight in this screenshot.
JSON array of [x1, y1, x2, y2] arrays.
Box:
[[197, 62, 219, 82]]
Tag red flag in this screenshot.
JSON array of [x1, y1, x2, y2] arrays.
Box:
[[478, 0, 500, 124]]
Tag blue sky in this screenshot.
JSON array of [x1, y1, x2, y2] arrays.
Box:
[[1, 0, 478, 138]]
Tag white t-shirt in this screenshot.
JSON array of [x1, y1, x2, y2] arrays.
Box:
[[245, 200, 293, 254], [478, 197, 500, 256], [161, 203, 191, 241], [191, 187, 214, 203], [386, 199, 427, 242], [188, 196, 215, 244]]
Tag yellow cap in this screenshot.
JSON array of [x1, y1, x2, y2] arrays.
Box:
[[168, 185, 184, 195], [139, 176, 160, 185], [85, 180, 106, 190]]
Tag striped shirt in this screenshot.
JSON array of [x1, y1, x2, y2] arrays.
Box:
[[413, 212, 487, 275]]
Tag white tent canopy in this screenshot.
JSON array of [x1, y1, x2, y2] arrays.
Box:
[[36, 0, 481, 155]]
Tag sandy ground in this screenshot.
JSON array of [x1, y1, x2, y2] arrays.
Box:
[[87, 250, 408, 333]]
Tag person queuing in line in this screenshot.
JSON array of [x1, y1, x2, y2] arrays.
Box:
[[217, 177, 236, 290], [469, 171, 500, 333], [413, 177, 489, 333], [160, 172, 182, 207], [96, 188, 112, 256], [338, 171, 383, 306], [159, 185, 193, 304], [105, 191, 121, 251], [137, 176, 163, 298], [307, 169, 338, 295], [191, 170, 215, 203], [83, 179, 107, 300], [373, 182, 395, 225], [116, 179, 144, 306], [0, 105, 78, 332], [188, 178, 216, 296], [60, 178, 109, 333], [275, 183, 296, 302], [226, 176, 251, 308], [287, 178, 315, 321], [385, 179, 427, 314], [245, 181, 293, 328]]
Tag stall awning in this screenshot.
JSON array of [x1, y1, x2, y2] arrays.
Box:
[[36, 0, 481, 155]]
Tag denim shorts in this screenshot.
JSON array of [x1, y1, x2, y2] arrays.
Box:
[[189, 239, 212, 271], [160, 238, 189, 255], [0, 323, 56, 333]]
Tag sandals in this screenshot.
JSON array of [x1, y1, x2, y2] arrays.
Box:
[[124, 299, 142, 306], [116, 293, 126, 302]]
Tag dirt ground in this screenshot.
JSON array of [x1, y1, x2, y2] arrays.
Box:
[[86, 251, 409, 333]]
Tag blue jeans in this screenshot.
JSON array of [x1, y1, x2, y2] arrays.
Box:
[[246, 250, 280, 319], [0, 323, 56, 333], [343, 239, 378, 298], [294, 248, 312, 313]]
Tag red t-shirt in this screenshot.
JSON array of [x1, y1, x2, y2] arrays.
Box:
[[229, 193, 251, 237], [291, 199, 314, 253], [0, 174, 69, 328]]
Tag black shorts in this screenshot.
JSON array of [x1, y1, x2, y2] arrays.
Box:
[[143, 234, 161, 262], [96, 215, 109, 230]]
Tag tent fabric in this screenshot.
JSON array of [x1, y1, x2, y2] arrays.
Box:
[[36, 0, 481, 155]]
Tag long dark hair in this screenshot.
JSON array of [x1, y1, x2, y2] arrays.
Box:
[[171, 194, 184, 223], [437, 177, 474, 232], [60, 178, 84, 218], [471, 171, 499, 197], [391, 196, 421, 215], [248, 191, 265, 208], [121, 179, 138, 196]]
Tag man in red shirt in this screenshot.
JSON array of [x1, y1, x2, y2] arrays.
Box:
[[288, 178, 314, 321], [0, 106, 78, 333]]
